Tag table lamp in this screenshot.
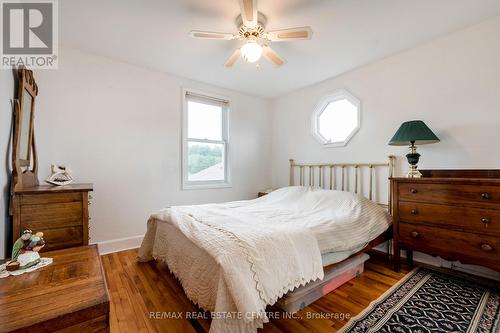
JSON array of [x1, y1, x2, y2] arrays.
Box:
[[389, 120, 440, 178]]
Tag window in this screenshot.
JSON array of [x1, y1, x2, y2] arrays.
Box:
[[311, 89, 361, 147], [182, 89, 230, 189]]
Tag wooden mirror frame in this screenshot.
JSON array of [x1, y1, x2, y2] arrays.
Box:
[[11, 68, 39, 196]]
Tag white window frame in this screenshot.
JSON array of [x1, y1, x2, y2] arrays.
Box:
[[311, 89, 361, 148], [182, 88, 231, 190]]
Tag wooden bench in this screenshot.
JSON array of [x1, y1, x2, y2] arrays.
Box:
[[0, 245, 109, 332]]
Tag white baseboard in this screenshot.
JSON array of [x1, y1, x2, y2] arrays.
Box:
[[94, 235, 143, 255]]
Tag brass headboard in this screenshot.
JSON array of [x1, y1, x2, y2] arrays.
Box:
[[289, 156, 395, 211]]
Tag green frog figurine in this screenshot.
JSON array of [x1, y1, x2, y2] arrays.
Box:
[[6, 229, 46, 271]]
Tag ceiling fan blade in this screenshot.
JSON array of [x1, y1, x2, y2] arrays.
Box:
[[224, 49, 241, 67], [239, 0, 258, 28], [266, 27, 313, 42], [189, 30, 235, 40], [262, 46, 286, 67]]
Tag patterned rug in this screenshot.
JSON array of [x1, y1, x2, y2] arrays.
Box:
[[339, 266, 500, 333]]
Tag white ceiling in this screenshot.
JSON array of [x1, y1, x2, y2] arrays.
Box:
[[60, 0, 500, 99]]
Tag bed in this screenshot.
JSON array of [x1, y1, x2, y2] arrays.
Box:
[[138, 157, 395, 333]]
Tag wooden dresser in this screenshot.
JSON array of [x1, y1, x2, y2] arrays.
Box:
[[391, 170, 500, 272], [11, 184, 93, 252]]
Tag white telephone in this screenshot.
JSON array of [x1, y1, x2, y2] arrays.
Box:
[[45, 165, 74, 186]]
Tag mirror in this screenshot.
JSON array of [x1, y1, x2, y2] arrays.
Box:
[[19, 88, 34, 162], [11, 67, 39, 194]]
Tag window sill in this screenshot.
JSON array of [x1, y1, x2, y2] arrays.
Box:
[[182, 182, 232, 190]]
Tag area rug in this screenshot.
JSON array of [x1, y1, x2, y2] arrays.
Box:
[[338, 266, 500, 333]]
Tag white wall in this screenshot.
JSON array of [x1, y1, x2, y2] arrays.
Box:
[[32, 47, 272, 252], [271, 15, 500, 187], [271, 16, 500, 279], [0, 70, 16, 259]]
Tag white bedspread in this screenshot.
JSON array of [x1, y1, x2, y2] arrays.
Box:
[[137, 186, 391, 333], [245, 186, 392, 254]]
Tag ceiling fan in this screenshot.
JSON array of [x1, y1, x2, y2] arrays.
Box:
[[189, 0, 313, 68]]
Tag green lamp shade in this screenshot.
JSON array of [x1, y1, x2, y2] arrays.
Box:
[[388, 120, 440, 146]]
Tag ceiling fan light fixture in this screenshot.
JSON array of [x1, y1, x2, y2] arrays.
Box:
[[240, 41, 262, 63], [190, 1, 313, 68]]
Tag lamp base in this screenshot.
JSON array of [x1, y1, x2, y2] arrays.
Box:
[[406, 143, 422, 178], [407, 166, 422, 178]]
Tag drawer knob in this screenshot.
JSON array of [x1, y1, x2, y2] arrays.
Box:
[[411, 231, 420, 238], [410, 188, 418, 194], [481, 192, 490, 199], [410, 209, 418, 215], [481, 243, 493, 252], [481, 218, 490, 224]]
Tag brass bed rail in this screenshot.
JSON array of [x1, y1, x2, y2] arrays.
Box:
[[289, 156, 395, 212]]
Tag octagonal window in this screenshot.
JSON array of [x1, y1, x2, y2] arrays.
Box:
[[312, 90, 360, 147]]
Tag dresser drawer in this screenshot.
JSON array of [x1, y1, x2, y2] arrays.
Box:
[[399, 222, 500, 266], [37, 227, 84, 252], [399, 202, 500, 235], [20, 202, 83, 230], [398, 182, 500, 208], [21, 192, 83, 205]]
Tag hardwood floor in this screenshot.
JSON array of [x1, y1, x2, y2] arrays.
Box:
[[101, 249, 408, 333]]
